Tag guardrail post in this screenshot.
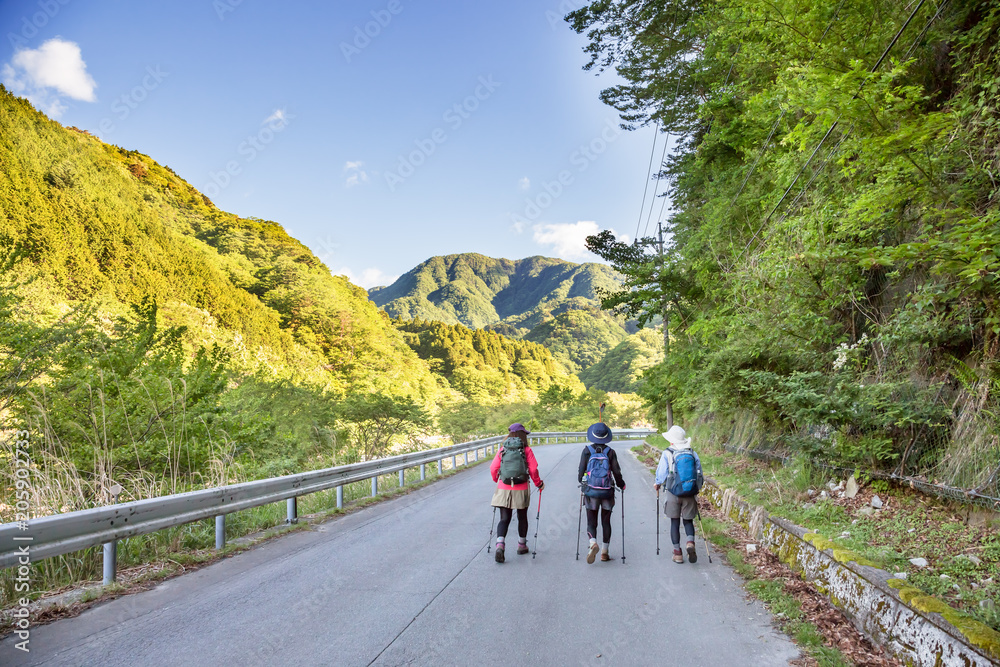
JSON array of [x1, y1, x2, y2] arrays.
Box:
[[372, 477, 378, 497], [102, 541, 116, 585], [452, 454, 457, 469], [464, 451, 469, 465], [286, 497, 297, 524], [336, 485, 344, 509], [399, 470, 405, 487], [438, 458, 444, 474], [420, 463, 426, 481], [215, 514, 226, 550]]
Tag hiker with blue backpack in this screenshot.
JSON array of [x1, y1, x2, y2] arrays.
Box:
[[578, 422, 626, 564], [490, 423, 544, 563], [655, 424, 705, 564]]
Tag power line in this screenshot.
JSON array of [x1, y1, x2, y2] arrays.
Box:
[[633, 119, 661, 241], [722, 110, 785, 222], [653, 153, 673, 234], [721, 0, 847, 224], [903, 0, 951, 61], [642, 76, 685, 239], [732, 0, 929, 265], [642, 127, 671, 238], [763, 0, 951, 236]]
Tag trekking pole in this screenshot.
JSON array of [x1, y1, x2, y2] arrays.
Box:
[[487, 506, 497, 553], [696, 506, 712, 563], [575, 490, 583, 560], [532, 489, 542, 559], [656, 487, 660, 556], [620, 486, 626, 564]]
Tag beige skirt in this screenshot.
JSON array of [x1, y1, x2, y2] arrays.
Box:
[[663, 492, 698, 520], [491, 487, 531, 509]]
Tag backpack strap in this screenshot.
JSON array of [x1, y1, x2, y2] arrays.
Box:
[[587, 444, 597, 456]]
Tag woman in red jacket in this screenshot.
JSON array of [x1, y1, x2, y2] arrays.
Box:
[[489, 423, 545, 563]]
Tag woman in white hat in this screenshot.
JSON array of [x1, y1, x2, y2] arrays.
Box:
[[654, 424, 704, 564]]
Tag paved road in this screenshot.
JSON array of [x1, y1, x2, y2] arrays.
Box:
[[2, 441, 800, 666]]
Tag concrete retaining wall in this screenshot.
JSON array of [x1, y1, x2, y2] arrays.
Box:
[[702, 483, 1000, 666]]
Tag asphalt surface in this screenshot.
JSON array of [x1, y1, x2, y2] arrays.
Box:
[[1, 441, 801, 666]]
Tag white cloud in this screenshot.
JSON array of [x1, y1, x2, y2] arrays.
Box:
[[343, 161, 369, 188], [518, 176, 530, 190], [263, 109, 286, 125], [336, 266, 398, 289], [531, 221, 629, 260], [2, 38, 96, 117]]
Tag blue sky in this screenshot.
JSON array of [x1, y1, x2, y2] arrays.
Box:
[[2, 0, 675, 288]]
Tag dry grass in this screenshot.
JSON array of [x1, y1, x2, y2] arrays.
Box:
[[935, 376, 1000, 492]]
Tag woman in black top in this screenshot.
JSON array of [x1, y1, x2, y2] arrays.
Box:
[[578, 422, 625, 563]]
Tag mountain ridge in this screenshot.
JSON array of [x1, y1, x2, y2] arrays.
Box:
[[368, 252, 624, 330]]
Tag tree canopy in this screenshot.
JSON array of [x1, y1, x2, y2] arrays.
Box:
[[573, 0, 1000, 489]]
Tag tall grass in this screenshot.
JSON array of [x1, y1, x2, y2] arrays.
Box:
[[935, 375, 1000, 494]]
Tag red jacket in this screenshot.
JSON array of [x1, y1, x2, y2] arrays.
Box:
[[490, 444, 542, 490]]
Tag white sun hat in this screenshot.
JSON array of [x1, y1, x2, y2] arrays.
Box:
[[662, 424, 691, 449]]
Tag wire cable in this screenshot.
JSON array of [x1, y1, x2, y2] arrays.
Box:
[[721, 0, 847, 224], [634, 119, 661, 241], [643, 76, 686, 239], [642, 128, 671, 239], [762, 0, 950, 236], [732, 0, 929, 266]]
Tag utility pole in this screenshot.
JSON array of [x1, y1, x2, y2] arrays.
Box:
[[657, 221, 674, 428]]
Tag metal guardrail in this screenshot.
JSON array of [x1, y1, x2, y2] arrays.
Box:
[[0, 428, 653, 577]]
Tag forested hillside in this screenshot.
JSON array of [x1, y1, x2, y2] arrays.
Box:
[[520, 306, 629, 373], [572, 0, 1000, 492], [392, 317, 581, 402], [579, 328, 664, 393], [0, 86, 437, 398], [370, 252, 641, 376], [0, 85, 462, 505]]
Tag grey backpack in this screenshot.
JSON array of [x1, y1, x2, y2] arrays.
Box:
[[498, 437, 528, 483]]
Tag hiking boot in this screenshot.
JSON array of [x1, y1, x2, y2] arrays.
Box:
[[672, 548, 683, 564], [600, 551, 611, 562], [686, 541, 698, 564], [495, 545, 505, 563], [587, 542, 600, 564], [517, 543, 529, 555]]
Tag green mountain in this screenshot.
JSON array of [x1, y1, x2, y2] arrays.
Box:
[[368, 253, 623, 328], [369, 253, 631, 374], [579, 328, 664, 393], [0, 85, 438, 399]]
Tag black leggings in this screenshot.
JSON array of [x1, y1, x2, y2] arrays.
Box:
[[671, 518, 695, 545], [586, 508, 613, 543], [497, 507, 528, 539]]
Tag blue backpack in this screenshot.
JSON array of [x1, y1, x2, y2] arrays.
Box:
[[668, 448, 700, 497], [585, 445, 613, 497]]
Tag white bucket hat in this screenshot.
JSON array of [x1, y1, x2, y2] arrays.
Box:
[[662, 424, 691, 449]]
